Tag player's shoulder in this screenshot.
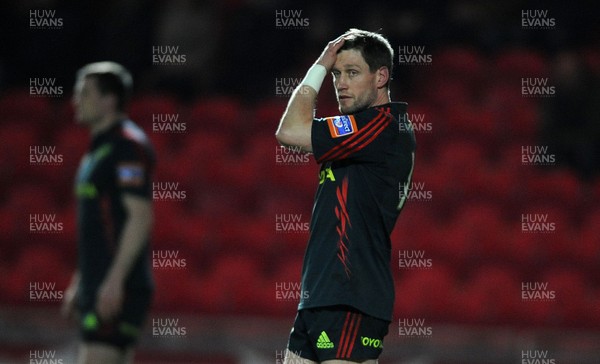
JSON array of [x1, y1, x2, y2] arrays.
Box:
[[111, 120, 155, 158], [313, 103, 402, 141], [116, 120, 149, 143], [372, 102, 408, 122], [110, 120, 149, 147], [318, 102, 407, 124]]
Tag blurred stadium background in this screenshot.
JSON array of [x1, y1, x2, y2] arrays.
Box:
[[1, 1, 600, 363]]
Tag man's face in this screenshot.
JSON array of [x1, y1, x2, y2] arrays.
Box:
[[72, 76, 111, 125], [332, 49, 378, 114]]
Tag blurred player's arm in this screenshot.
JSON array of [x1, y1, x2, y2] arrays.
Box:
[[276, 35, 346, 152], [96, 194, 153, 320], [61, 270, 79, 319]]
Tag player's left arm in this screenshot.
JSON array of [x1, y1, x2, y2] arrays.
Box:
[[96, 193, 152, 321], [276, 35, 346, 152]]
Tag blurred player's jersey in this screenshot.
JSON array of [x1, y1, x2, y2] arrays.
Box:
[[300, 102, 416, 321], [75, 119, 155, 310]]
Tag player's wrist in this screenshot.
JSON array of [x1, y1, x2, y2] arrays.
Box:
[[301, 63, 327, 93]]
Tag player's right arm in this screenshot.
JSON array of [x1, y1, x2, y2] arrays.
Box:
[[275, 35, 346, 152], [276, 84, 316, 152]]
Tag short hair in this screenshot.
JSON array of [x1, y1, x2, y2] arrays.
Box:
[[338, 29, 394, 88], [76, 61, 133, 111]]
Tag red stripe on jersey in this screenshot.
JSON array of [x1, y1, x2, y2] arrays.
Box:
[[333, 114, 389, 161], [317, 109, 389, 163], [333, 106, 393, 162], [334, 177, 352, 277], [377, 106, 392, 115], [336, 176, 350, 225], [317, 111, 386, 163]]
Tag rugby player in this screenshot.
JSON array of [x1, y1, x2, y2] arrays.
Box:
[[276, 29, 416, 363], [62, 62, 155, 364]]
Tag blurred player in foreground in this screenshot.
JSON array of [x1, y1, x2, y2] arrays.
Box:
[[62, 61, 155, 364], [276, 29, 416, 363]]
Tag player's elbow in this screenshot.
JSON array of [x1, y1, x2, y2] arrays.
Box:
[[275, 126, 295, 147], [275, 124, 311, 150], [276, 106, 313, 150]]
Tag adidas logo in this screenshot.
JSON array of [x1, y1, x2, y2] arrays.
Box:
[[316, 331, 334, 349]]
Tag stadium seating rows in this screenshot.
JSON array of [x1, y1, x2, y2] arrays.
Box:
[[1, 47, 599, 327]]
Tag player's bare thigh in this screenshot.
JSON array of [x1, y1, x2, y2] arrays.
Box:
[[283, 349, 317, 364], [78, 343, 133, 364], [283, 349, 378, 364]]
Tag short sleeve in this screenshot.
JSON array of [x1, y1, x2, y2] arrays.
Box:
[[311, 106, 394, 164], [114, 140, 153, 198]]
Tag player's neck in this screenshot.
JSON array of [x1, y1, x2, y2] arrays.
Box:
[[90, 112, 126, 136], [371, 89, 391, 108]]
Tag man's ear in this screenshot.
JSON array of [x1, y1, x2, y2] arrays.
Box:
[[375, 66, 389, 89]]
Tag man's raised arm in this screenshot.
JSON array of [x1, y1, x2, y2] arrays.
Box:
[[275, 36, 346, 152]]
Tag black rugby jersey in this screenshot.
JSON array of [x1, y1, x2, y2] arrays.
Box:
[[75, 120, 155, 309], [298, 102, 416, 321]]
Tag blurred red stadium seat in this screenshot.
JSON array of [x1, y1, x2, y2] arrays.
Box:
[[453, 202, 510, 264], [188, 96, 244, 133], [0, 125, 41, 185], [508, 232, 544, 273], [153, 268, 202, 311], [445, 104, 497, 142], [582, 47, 600, 75], [425, 79, 472, 111], [197, 254, 268, 314], [404, 102, 439, 161], [573, 208, 600, 269], [433, 47, 487, 83], [5, 184, 56, 217], [129, 94, 180, 127], [525, 169, 582, 210], [495, 49, 548, 80], [394, 264, 458, 322], [457, 265, 522, 325], [428, 140, 487, 209], [263, 256, 304, 316], [252, 99, 287, 134], [590, 288, 600, 327], [182, 130, 238, 189], [541, 268, 590, 327], [0, 89, 53, 125], [128, 94, 182, 152], [483, 83, 540, 144], [4, 245, 71, 305], [53, 126, 88, 168]]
